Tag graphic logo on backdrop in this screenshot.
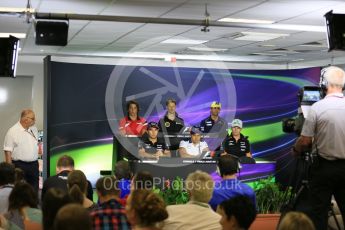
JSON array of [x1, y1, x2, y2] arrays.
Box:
[[105, 36, 237, 167]]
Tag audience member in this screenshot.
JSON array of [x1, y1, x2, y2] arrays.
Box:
[[3, 182, 42, 230], [0, 162, 15, 214], [126, 189, 168, 230], [42, 188, 72, 230], [67, 170, 96, 210], [179, 127, 209, 158], [54, 204, 92, 230], [209, 155, 256, 211], [114, 160, 132, 199], [42, 155, 93, 201], [218, 195, 257, 230], [14, 168, 25, 184], [0, 214, 8, 229], [131, 171, 154, 191], [90, 176, 131, 230], [278, 211, 315, 230], [164, 170, 221, 230]]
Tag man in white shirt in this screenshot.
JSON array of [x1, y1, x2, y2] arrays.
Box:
[[3, 109, 40, 191], [179, 127, 209, 158]]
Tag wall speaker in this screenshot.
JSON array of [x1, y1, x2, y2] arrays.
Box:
[[0, 36, 20, 77], [35, 20, 69, 46], [325, 11, 345, 51]]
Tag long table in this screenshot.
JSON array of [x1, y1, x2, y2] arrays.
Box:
[[131, 158, 276, 187]]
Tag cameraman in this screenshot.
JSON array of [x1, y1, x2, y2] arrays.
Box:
[[293, 66, 345, 230]]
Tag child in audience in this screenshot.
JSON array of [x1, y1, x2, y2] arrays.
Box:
[[218, 195, 256, 230]]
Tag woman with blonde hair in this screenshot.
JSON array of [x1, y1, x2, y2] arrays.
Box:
[[278, 211, 315, 230]]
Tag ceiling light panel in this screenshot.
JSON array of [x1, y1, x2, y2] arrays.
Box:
[[0, 33, 26, 38], [188, 47, 228, 52], [161, 38, 208, 45], [234, 32, 289, 41], [218, 18, 274, 24], [235, 1, 336, 22]]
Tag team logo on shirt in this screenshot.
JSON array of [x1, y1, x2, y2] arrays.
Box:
[[165, 122, 170, 127]]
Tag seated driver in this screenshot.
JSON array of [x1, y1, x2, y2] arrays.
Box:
[[138, 122, 171, 159], [179, 127, 209, 158]]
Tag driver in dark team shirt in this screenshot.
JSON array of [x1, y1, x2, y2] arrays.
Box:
[[158, 99, 185, 152], [221, 119, 252, 158], [138, 122, 171, 159]]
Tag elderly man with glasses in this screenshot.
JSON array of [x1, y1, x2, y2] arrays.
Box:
[[3, 109, 41, 191]]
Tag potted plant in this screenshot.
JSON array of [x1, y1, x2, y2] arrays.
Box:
[[249, 176, 292, 230], [155, 177, 189, 205]]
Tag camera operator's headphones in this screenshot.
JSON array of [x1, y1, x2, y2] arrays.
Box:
[[320, 67, 329, 91], [320, 66, 345, 98]]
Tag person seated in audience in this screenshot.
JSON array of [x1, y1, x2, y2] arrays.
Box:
[[179, 127, 209, 158], [138, 121, 171, 159], [158, 98, 185, 153], [0, 162, 15, 214], [54, 204, 92, 230], [221, 119, 252, 158], [0, 214, 8, 229], [67, 170, 96, 210], [131, 170, 154, 191], [14, 168, 25, 184], [209, 155, 256, 211], [90, 176, 131, 230], [164, 170, 221, 230], [3, 182, 42, 230], [119, 100, 147, 136], [278, 211, 315, 230], [114, 160, 133, 199], [42, 188, 73, 230], [126, 189, 168, 230], [218, 195, 257, 230], [42, 155, 93, 201]]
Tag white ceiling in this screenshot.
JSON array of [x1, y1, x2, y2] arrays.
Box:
[[1, 0, 345, 63]]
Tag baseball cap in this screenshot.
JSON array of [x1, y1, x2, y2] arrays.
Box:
[[190, 126, 202, 135], [210, 101, 221, 109], [147, 121, 159, 129], [231, 119, 243, 128]]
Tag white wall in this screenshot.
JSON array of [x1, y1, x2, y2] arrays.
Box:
[[0, 76, 33, 162], [16, 56, 44, 130]]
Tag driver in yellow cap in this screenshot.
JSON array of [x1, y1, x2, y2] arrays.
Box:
[[199, 101, 228, 134]]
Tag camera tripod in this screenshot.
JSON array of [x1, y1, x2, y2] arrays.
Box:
[[281, 152, 341, 230]]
